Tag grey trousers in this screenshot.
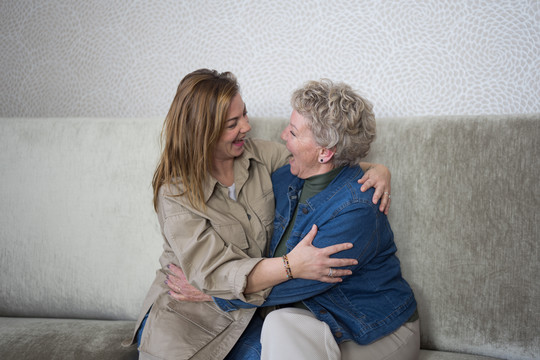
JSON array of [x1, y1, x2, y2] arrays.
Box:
[[260, 307, 420, 360]]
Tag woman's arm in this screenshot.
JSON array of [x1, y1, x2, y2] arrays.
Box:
[[252, 139, 291, 173], [260, 139, 392, 212], [161, 209, 263, 302], [252, 139, 391, 213], [244, 225, 357, 293], [215, 203, 380, 310], [163, 198, 357, 302], [169, 203, 379, 307], [166, 224, 357, 301], [166, 224, 358, 301], [358, 162, 391, 214]]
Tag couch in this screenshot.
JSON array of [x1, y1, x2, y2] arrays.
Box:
[[1, 114, 538, 360]]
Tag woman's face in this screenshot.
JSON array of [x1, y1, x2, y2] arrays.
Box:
[[214, 93, 251, 162], [281, 110, 322, 179]]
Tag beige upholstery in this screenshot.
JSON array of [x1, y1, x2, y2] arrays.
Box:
[[0, 115, 538, 359]]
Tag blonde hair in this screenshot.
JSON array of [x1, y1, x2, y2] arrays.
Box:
[[152, 69, 239, 211], [291, 79, 376, 167]]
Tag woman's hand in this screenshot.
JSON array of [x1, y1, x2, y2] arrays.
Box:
[[287, 225, 358, 283], [166, 264, 212, 302], [358, 163, 391, 214]]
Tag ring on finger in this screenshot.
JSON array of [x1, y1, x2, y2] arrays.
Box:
[[328, 268, 333, 277], [384, 191, 391, 199]]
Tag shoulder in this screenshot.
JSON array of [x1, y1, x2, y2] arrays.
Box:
[[244, 138, 286, 160], [272, 163, 292, 177], [270, 165, 297, 198], [157, 184, 189, 214], [156, 182, 209, 221], [335, 166, 376, 204], [243, 138, 290, 172], [271, 164, 294, 185], [158, 182, 182, 197]]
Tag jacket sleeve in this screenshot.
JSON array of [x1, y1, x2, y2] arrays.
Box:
[[214, 201, 382, 311], [248, 139, 290, 173], [159, 188, 269, 304]]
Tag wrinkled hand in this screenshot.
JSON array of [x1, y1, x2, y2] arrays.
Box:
[[358, 164, 391, 214], [287, 225, 358, 283], [166, 264, 212, 302]]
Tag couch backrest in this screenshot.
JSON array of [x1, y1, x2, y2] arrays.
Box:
[[1, 115, 538, 359], [361, 114, 539, 360], [0, 118, 164, 320]]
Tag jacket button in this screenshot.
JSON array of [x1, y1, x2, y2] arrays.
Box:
[[319, 310, 327, 314], [334, 331, 343, 338], [247, 214, 251, 220], [302, 208, 308, 214]]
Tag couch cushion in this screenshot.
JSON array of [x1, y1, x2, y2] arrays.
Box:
[[420, 350, 500, 360], [0, 317, 137, 360]]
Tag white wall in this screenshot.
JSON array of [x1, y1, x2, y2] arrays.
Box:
[[1, 0, 538, 118]]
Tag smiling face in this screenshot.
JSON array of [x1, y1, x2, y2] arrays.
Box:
[[213, 93, 251, 162], [280, 110, 325, 179]]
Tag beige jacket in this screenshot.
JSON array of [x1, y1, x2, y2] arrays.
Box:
[[133, 139, 290, 360]]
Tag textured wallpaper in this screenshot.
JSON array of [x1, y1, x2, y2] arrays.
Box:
[[1, 0, 539, 118]]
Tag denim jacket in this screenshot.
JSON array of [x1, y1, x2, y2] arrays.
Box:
[[215, 164, 417, 345]]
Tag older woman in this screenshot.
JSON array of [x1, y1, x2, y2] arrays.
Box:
[[206, 79, 419, 359], [132, 69, 392, 360]]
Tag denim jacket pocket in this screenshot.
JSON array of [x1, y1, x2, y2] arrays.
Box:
[[331, 288, 367, 318]]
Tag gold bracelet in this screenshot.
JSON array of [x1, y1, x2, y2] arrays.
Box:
[[282, 255, 293, 279]]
